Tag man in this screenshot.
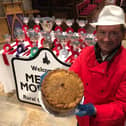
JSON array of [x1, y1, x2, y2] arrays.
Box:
[[69, 5, 126, 126]]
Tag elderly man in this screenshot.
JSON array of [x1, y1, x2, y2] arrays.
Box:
[[69, 5, 126, 126]]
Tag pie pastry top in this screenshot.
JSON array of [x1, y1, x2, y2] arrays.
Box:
[[41, 69, 84, 115]]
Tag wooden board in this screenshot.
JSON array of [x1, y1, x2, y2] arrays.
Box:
[[2, 1, 23, 15], [0, 17, 10, 43]]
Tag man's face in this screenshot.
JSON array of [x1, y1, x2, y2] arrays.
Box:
[[96, 25, 124, 55]]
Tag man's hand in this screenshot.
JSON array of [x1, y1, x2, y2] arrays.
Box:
[[75, 103, 96, 117]]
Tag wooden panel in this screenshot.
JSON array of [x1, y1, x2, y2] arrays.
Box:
[[3, 1, 23, 15], [0, 17, 10, 43]]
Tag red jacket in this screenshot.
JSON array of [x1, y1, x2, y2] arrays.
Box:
[[69, 45, 126, 126]]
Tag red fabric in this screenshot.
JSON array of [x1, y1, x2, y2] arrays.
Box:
[[2, 44, 12, 66], [80, 4, 97, 16], [69, 46, 126, 126], [77, 0, 90, 10], [94, 0, 103, 4], [2, 53, 9, 65]]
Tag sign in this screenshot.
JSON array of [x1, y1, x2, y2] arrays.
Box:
[[12, 48, 70, 105]]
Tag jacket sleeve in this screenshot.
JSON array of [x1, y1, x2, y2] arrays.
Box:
[[94, 73, 126, 122]]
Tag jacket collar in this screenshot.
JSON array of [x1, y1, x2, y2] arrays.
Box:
[[94, 43, 121, 63], [87, 43, 122, 74]]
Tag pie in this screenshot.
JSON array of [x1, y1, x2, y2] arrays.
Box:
[[41, 69, 84, 116]]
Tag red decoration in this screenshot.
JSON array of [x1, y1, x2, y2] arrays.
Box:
[[54, 26, 62, 32], [65, 50, 79, 64], [15, 38, 19, 46], [33, 25, 40, 33], [2, 53, 9, 65], [78, 39, 87, 49], [3, 44, 12, 53], [22, 24, 29, 41], [78, 28, 86, 34], [66, 40, 73, 51], [27, 37, 33, 47], [66, 27, 74, 33], [40, 38, 45, 48], [53, 39, 62, 56], [93, 30, 96, 35], [2, 43, 12, 65], [23, 49, 30, 56], [22, 24, 29, 33]]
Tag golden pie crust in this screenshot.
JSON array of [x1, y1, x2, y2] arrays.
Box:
[[41, 69, 84, 115]]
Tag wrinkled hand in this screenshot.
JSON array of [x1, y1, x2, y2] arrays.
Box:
[[75, 103, 96, 117]]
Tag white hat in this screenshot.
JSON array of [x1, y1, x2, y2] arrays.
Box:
[[90, 5, 126, 27]]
